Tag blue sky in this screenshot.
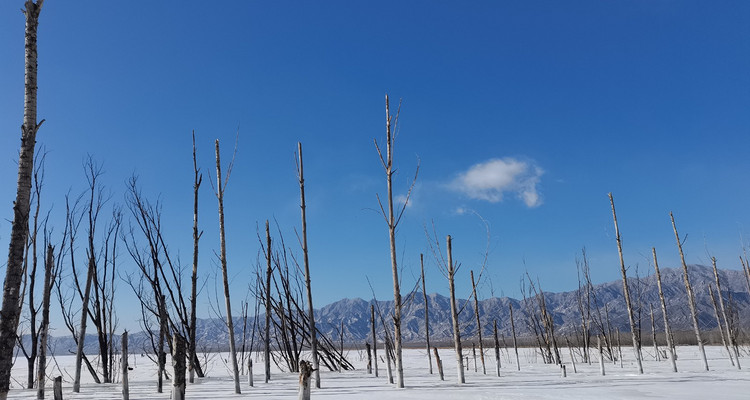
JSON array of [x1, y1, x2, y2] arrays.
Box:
[[1, 1, 749, 331]]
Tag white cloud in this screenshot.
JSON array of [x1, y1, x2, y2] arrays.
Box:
[[394, 194, 413, 209], [451, 158, 543, 207]]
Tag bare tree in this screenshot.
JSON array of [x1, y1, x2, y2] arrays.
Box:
[[213, 139, 241, 393], [470, 270, 485, 374], [608, 193, 643, 374], [373, 95, 418, 388], [0, 2, 45, 398], [189, 131, 203, 383], [708, 285, 734, 366], [264, 220, 272, 383], [670, 212, 709, 371], [652, 248, 677, 372], [446, 235, 464, 383], [36, 244, 54, 400], [420, 254, 432, 374], [296, 142, 321, 388], [711, 257, 740, 369]]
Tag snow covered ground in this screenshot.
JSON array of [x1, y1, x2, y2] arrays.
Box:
[[7, 345, 748, 399]]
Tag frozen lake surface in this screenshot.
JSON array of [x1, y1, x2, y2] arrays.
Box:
[[7, 345, 748, 399]]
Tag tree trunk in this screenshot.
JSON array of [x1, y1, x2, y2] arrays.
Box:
[[52, 377, 62, 400], [608, 193, 643, 374], [0, 0, 44, 395], [670, 212, 709, 371], [248, 358, 253, 387], [509, 303, 520, 371], [711, 257, 740, 369], [189, 131, 202, 383], [432, 347, 444, 381], [297, 143, 321, 388], [377, 95, 404, 388], [36, 245, 53, 400], [73, 256, 95, 393], [385, 340, 393, 384], [420, 254, 432, 374], [370, 304, 378, 377], [171, 334, 186, 400], [158, 295, 166, 393], [215, 139, 241, 394], [649, 304, 659, 361], [264, 220, 272, 383], [446, 235, 465, 384], [121, 331, 129, 400], [493, 320, 500, 377], [652, 248, 677, 372], [709, 285, 734, 366], [470, 271, 486, 374], [598, 336, 605, 376], [366, 342, 372, 374], [298, 360, 312, 400]]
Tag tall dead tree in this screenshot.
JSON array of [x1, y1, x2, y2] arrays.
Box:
[[470, 270, 486, 374], [214, 139, 241, 394], [708, 285, 734, 366], [296, 142, 321, 388], [509, 303, 520, 371], [264, 220, 272, 383], [446, 236, 465, 383], [711, 257, 740, 369], [652, 248, 677, 372], [420, 254, 432, 374], [36, 244, 54, 400], [374, 95, 417, 388], [670, 212, 709, 371], [0, 2, 44, 398], [608, 193, 643, 374], [370, 304, 378, 377], [189, 131, 202, 383]]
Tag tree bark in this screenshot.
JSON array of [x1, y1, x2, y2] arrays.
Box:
[[649, 304, 659, 361], [298, 360, 312, 400], [121, 331, 129, 400], [598, 336, 605, 376], [652, 248, 677, 372], [214, 139, 241, 394], [608, 193, 643, 374], [36, 245, 53, 400], [52, 377, 61, 400], [432, 347, 444, 381], [171, 334, 186, 400], [670, 212, 709, 371], [420, 254, 432, 374], [297, 142, 321, 388], [0, 2, 44, 397], [446, 236, 465, 384]]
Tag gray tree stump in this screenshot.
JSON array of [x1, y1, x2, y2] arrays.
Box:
[[299, 360, 313, 400]]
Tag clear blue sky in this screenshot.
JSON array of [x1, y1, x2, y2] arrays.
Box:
[[1, 1, 749, 331]]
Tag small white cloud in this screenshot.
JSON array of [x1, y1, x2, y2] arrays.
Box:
[[394, 194, 413, 208], [451, 158, 543, 207]]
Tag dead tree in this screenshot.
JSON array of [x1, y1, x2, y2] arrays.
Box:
[[493, 320, 500, 376], [122, 331, 129, 400], [373, 95, 418, 388], [171, 334, 186, 400], [420, 254, 432, 374], [0, 2, 45, 398], [670, 212, 709, 371], [652, 248, 677, 372], [708, 285, 734, 366], [371, 304, 378, 377], [214, 139, 241, 394], [509, 303, 520, 371], [296, 142, 321, 388], [470, 270, 486, 374], [608, 193, 643, 374], [189, 131, 203, 383], [36, 244, 54, 400], [446, 236, 465, 383], [575, 248, 592, 363], [711, 257, 740, 369], [649, 304, 659, 361], [264, 220, 272, 383]]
